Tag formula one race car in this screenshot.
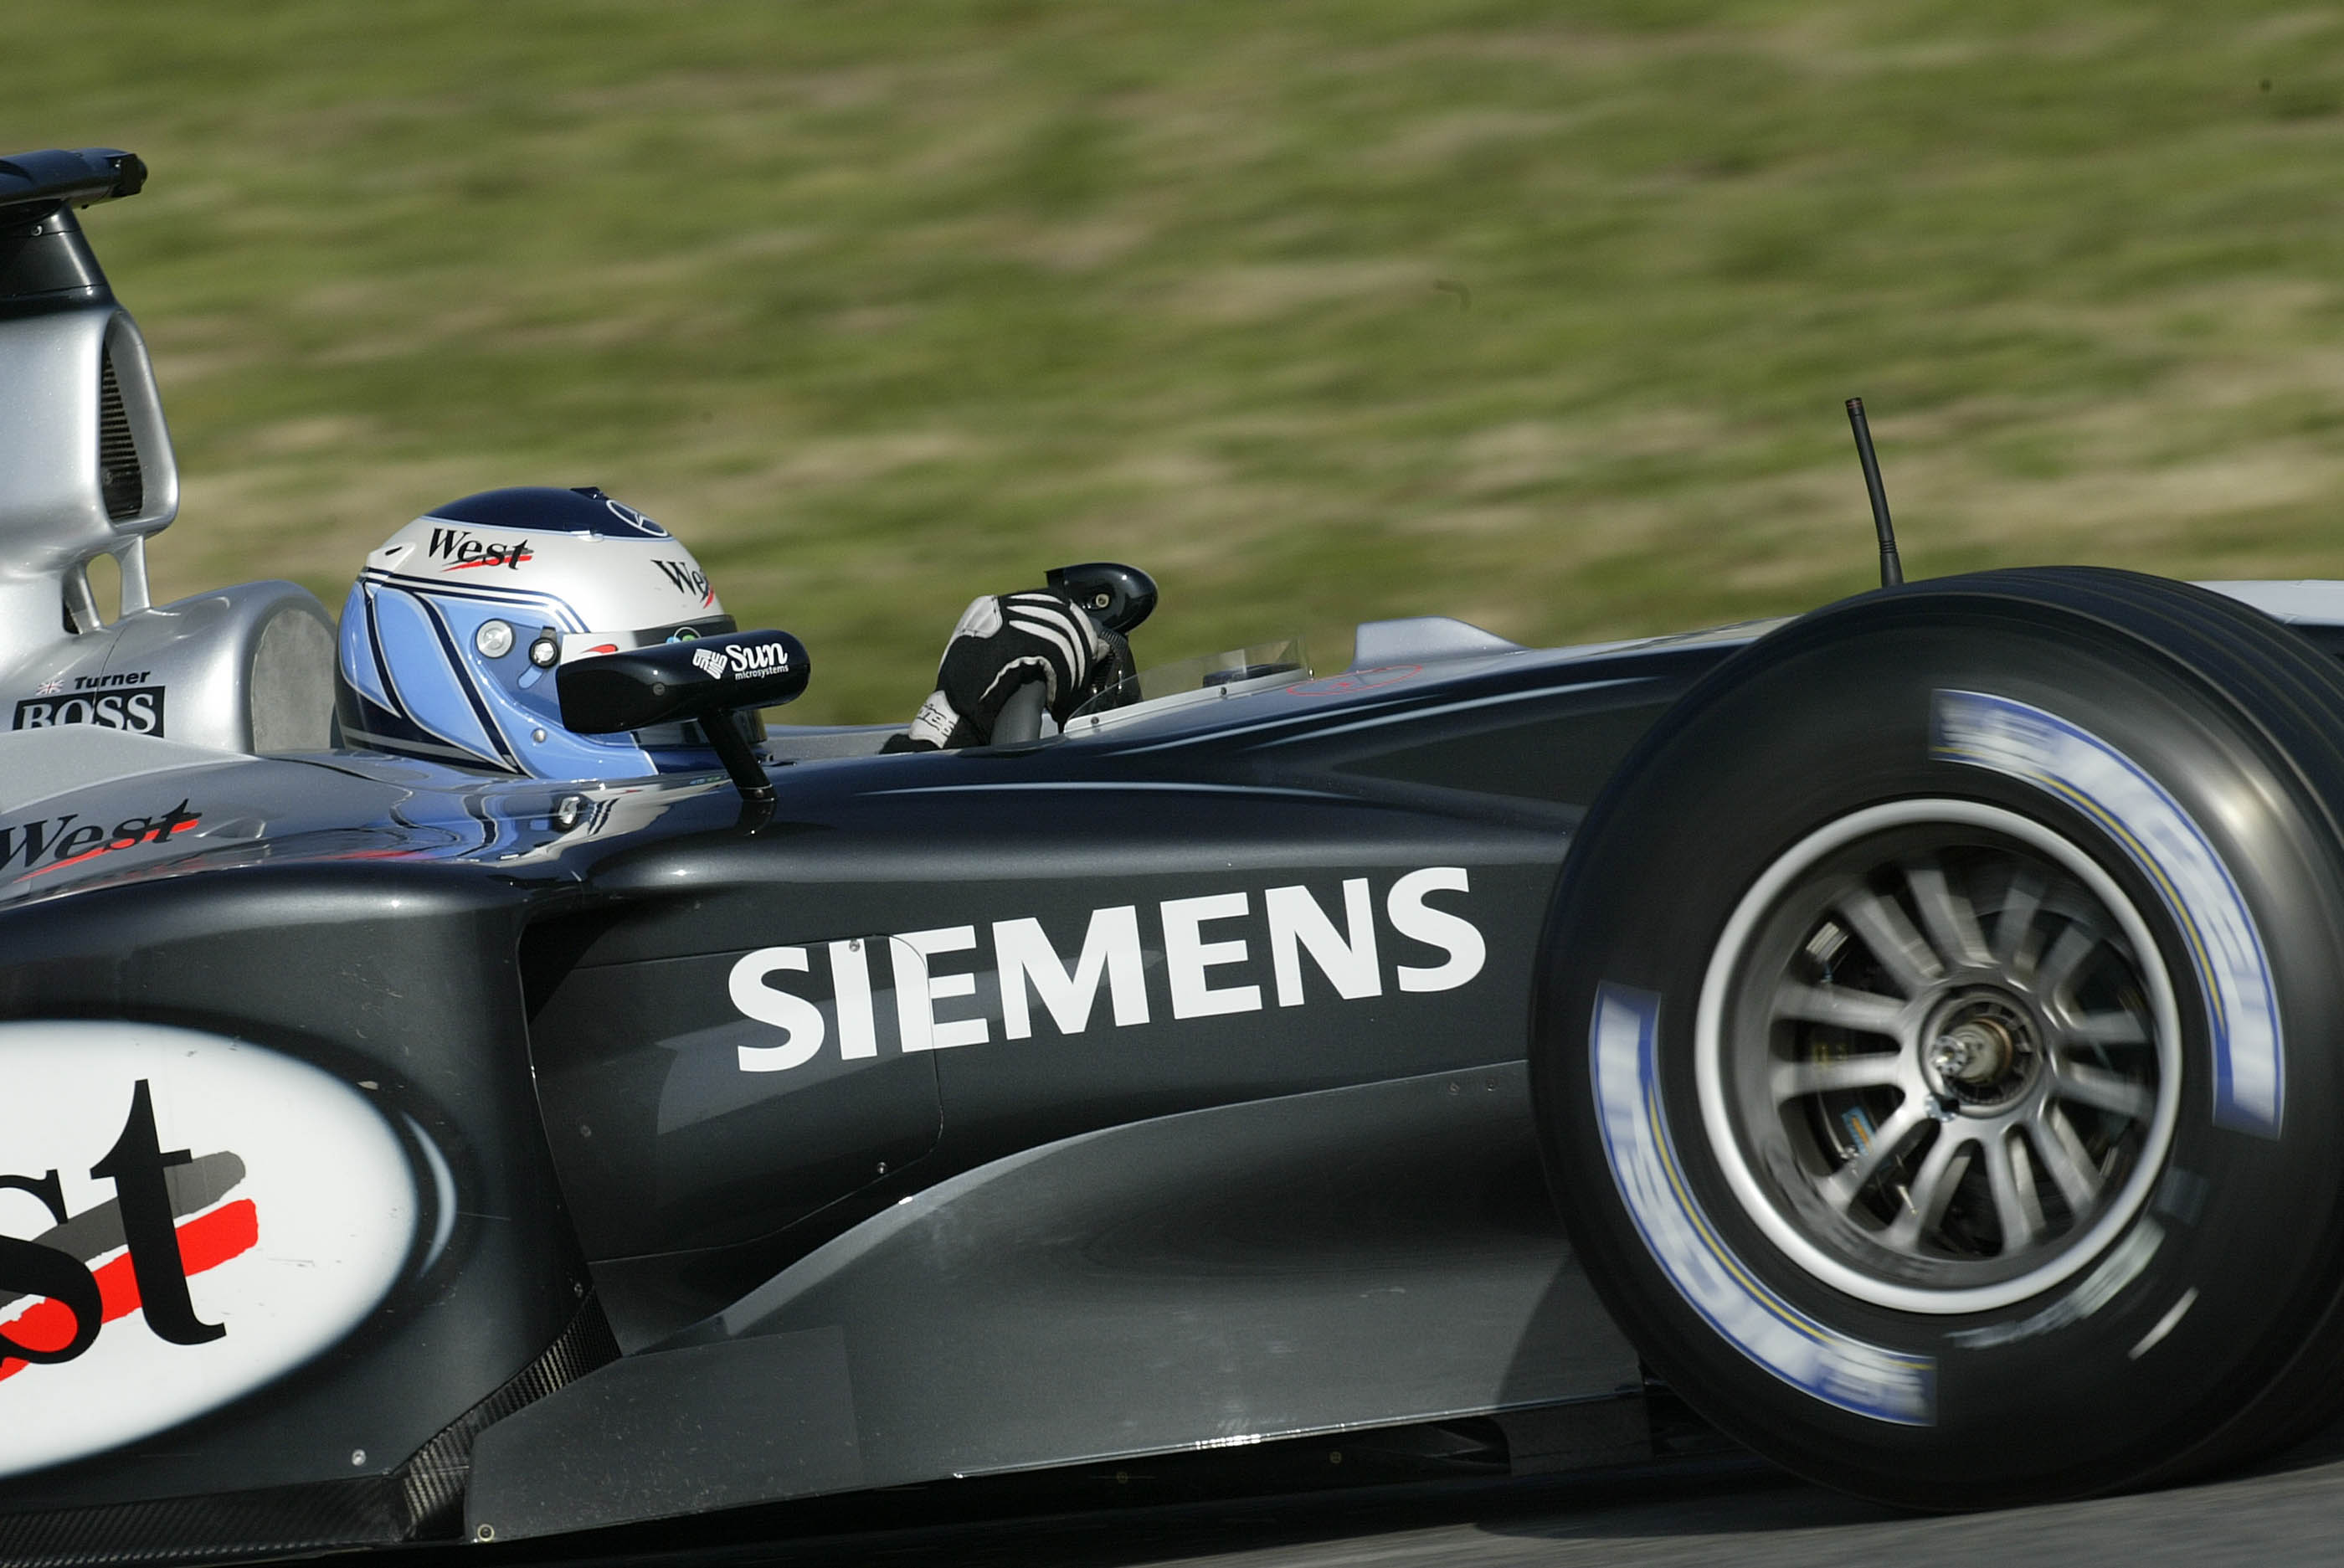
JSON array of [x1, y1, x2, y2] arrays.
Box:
[[9, 147, 2344, 1562]]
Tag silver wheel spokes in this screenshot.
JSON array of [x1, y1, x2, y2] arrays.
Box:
[[1760, 848, 2162, 1267]]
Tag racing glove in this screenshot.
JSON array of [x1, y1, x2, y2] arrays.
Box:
[[885, 588, 1130, 751]]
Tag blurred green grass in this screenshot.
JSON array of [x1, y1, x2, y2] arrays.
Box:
[[12, 1, 2344, 722]]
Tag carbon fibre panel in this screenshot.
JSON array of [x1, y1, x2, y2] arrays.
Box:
[[467, 1066, 1637, 1538]]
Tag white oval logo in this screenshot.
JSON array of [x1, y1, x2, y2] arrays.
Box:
[[0, 1022, 415, 1477]]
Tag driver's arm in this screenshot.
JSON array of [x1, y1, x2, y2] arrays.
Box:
[[883, 587, 1126, 751]]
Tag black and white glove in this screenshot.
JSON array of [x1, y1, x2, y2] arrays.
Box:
[[885, 588, 1130, 752]]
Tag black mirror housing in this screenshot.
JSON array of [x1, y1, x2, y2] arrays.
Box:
[[1046, 562, 1157, 635], [558, 630, 810, 737]]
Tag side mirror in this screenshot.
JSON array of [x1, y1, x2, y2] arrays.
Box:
[[1046, 561, 1156, 635], [558, 629, 809, 804]]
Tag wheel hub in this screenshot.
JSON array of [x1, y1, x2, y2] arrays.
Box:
[[1924, 991, 2039, 1108], [1697, 801, 2181, 1314]]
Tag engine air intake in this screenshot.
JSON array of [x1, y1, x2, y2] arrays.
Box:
[[98, 350, 141, 522]]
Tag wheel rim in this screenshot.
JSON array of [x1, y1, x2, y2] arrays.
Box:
[[1696, 799, 2182, 1315]]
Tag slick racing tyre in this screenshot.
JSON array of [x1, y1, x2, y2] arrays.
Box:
[[1532, 568, 2344, 1509]]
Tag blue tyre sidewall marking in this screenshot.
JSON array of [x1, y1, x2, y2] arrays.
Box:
[[1933, 690, 2283, 1139], [1591, 981, 1935, 1426]]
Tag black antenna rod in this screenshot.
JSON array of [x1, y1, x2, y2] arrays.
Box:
[[1844, 396, 1903, 588]]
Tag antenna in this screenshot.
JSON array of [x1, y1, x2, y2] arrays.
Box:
[[1844, 397, 1903, 588]]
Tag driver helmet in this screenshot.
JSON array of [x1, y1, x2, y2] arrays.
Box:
[[337, 486, 742, 779]]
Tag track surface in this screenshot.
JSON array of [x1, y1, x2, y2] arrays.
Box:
[[467, 1416, 2344, 1568]]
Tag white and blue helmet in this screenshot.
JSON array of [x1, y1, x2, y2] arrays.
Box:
[[337, 486, 738, 778]]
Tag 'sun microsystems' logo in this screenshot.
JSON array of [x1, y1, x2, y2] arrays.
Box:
[[691, 649, 728, 679]]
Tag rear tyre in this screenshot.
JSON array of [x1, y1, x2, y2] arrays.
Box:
[[1533, 568, 2344, 1508]]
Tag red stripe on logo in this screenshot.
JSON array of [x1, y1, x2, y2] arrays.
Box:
[[441, 549, 532, 572], [21, 816, 202, 880], [0, 1199, 260, 1379]]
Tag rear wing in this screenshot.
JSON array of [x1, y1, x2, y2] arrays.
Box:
[[0, 148, 145, 319], [0, 147, 146, 218], [0, 146, 176, 666]]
